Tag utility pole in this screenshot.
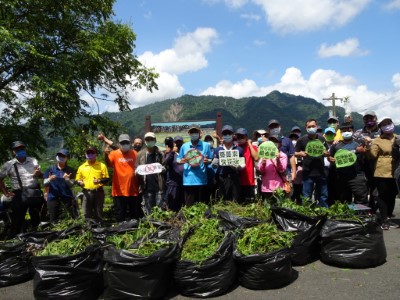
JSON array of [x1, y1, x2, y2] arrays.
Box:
[[323, 93, 343, 117]]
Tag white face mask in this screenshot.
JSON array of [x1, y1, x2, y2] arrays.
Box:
[[292, 140, 297, 146], [56, 155, 66, 163], [342, 132, 353, 140], [207, 141, 214, 147]]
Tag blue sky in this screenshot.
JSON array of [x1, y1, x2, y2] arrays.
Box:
[[100, 0, 400, 123]]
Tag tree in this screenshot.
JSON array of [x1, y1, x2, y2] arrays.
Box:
[[0, 0, 158, 162]]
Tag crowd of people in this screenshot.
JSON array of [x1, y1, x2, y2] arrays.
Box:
[[1, 110, 399, 238]]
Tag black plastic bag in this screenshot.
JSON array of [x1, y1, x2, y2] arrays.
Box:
[[91, 219, 139, 243], [0, 241, 34, 287], [103, 229, 180, 299], [217, 210, 263, 230], [320, 218, 387, 268], [17, 230, 59, 246], [32, 245, 103, 299], [234, 247, 296, 290], [173, 232, 236, 298], [271, 207, 324, 265]]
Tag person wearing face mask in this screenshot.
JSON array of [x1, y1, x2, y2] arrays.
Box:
[[322, 127, 338, 206], [212, 125, 244, 202], [258, 133, 288, 201], [0, 141, 44, 238], [235, 128, 258, 203], [178, 125, 212, 206], [164, 136, 184, 211], [353, 111, 381, 212], [135, 132, 165, 214], [326, 116, 343, 141], [43, 149, 77, 223], [104, 134, 143, 221], [329, 123, 368, 206], [76, 147, 109, 221], [267, 119, 297, 183], [295, 119, 330, 207], [132, 137, 143, 152], [366, 117, 399, 230]]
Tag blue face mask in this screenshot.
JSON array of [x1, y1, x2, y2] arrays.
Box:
[[15, 149, 27, 159], [222, 135, 233, 143], [307, 128, 317, 135], [86, 153, 96, 160], [342, 132, 353, 140]]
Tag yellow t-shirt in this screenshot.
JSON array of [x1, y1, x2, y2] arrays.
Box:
[[76, 160, 109, 190]]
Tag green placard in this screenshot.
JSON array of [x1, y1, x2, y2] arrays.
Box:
[[258, 141, 278, 159], [334, 149, 357, 168], [305, 139, 325, 157]]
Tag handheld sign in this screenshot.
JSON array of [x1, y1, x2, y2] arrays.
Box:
[[219, 150, 245, 166], [184, 148, 203, 167], [136, 163, 163, 175], [258, 141, 279, 159], [305, 139, 325, 157], [334, 149, 357, 168]]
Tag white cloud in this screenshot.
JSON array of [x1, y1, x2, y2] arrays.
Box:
[[384, 0, 400, 10], [240, 13, 261, 21], [251, 0, 370, 33], [253, 39, 266, 46], [392, 73, 400, 89], [138, 27, 218, 75], [318, 38, 368, 57], [200, 67, 400, 122]]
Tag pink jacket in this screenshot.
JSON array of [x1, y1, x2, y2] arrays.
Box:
[[258, 151, 288, 193]]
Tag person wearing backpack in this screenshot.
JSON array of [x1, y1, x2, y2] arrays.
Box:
[[43, 149, 76, 223]]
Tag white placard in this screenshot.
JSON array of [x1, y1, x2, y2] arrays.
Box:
[[136, 163, 163, 175]]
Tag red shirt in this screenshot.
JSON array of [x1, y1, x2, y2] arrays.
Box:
[[240, 143, 257, 186]]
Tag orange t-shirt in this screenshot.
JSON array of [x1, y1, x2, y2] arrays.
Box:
[[108, 149, 139, 196]]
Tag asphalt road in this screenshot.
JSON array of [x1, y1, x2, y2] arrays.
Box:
[[2, 199, 400, 300]]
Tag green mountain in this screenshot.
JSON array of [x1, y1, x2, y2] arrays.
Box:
[[103, 90, 363, 137]]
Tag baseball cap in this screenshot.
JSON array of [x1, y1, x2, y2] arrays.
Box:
[[363, 111, 376, 118], [118, 134, 131, 143], [236, 128, 248, 136], [256, 129, 267, 135], [291, 126, 301, 132], [173, 136, 183, 142], [267, 119, 280, 127], [289, 132, 300, 139], [144, 132, 156, 139], [327, 116, 339, 123], [11, 141, 26, 149], [188, 125, 201, 133], [221, 125, 234, 133], [324, 127, 336, 134], [378, 116, 393, 125], [269, 133, 281, 142], [86, 146, 98, 154], [56, 149, 69, 156]]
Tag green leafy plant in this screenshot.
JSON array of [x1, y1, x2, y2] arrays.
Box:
[[36, 231, 94, 256], [237, 223, 296, 256], [212, 201, 271, 221], [180, 218, 224, 262]]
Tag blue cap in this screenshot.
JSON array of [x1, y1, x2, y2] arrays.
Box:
[[57, 149, 69, 156], [221, 125, 234, 133], [236, 128, 248, 136], [324, 127, 336, 134], [173, 136, 183, 142]]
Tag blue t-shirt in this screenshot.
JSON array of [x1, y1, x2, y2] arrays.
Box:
[[178, 140, 212, 186]]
